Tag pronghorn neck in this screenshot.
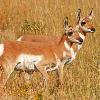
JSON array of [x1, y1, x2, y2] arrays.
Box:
[[71, 43, 79, 53], [71, 32, 86, 58], [70, 43, 80, 61], [79, 27, 87, 36], [75, 24, 88, 36], [79, 32, 85, 41], [58, 34, 68, 45], [58, 34, 73, 49], [64, 40, 72, 51], [66, 30, 86, 60]]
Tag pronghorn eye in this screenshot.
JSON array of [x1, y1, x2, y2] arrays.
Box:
[[68, 32, 73, 36], [81, 21, 86, 25]]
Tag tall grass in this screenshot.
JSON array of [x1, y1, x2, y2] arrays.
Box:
[[0, 0, 100, 99]]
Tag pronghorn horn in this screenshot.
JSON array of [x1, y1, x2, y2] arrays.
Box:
[[64, 17, 68, 30], [77, 8, 81, 17], [77, 8, 81, 24], [89, 8, 93, 16]]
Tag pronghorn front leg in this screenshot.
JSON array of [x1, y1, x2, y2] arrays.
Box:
[[46, 57, 61, 72], [46, 63, 64, 87], [57, 65, 64, 86], [46, 59, 63, 86], [57, 59, 68, 87]]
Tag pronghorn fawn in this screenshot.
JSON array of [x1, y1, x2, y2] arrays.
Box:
[[0, 17, 83, 97]]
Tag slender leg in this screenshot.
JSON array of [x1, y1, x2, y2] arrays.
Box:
[[46, 65, 58, 72], [0, 71, 10, 99], [0, 64, 15, 99], [57, 66, 64, 86], [36, 66, 49, 88], [46, 59, 61, 72], [58, 58, 68, 85]]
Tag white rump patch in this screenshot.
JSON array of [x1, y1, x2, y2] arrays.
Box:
[[16, 54, 43, 70], [17, 36, 23, 41], [0, 44, 4, 56]]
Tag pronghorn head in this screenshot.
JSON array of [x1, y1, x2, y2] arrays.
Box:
[[64, 17, 83, 44], [77, 8, 95, 34]]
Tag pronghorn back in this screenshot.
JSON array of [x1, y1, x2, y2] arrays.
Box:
[[17, 34, 61, 44]]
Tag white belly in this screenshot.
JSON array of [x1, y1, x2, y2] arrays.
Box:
[[15, 54, 43, 70]]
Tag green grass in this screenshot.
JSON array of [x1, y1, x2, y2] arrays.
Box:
[[0, 0, 100, 100]]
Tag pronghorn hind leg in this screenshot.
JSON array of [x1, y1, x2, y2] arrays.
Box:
[[0, 67, 5, 95], [36, 65, 49, 89], [0, 65, 14, 99], [0, 70, 9, 99]]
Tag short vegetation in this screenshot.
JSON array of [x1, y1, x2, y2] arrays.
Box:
[[0, 0, 100, 100]]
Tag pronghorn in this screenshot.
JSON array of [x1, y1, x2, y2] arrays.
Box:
[[76, 8, 95, 37], [17, 9, 95, 43], [0, 18, 83, 97], [17, 8, 95, 63], [16, 8, 95, 84]]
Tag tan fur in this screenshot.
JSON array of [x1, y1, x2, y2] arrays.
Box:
[[16, 12, 95, 87], [0, 34, 74, 96]]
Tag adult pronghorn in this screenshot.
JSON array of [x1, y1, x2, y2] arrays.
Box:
[[0, 18, 83, 97], [17, 8, 95, 65], [17, 8, 95, 47], [16, 8, 95, 86]]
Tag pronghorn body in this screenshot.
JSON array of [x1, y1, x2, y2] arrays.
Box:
[[0, 24, 83, 97], [0, 9, 95, 97], [16, 8, 95, 83], [18, 9, 95, 61], [0, 40, 64, 97]]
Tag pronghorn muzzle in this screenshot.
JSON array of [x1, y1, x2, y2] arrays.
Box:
[[68, 36, 83, 44], [90, 27, 95, 32], [77, 37, 83, 44]]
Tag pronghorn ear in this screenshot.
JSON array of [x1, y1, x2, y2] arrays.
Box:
[[64, 17, 68, 30], [88, 8, 93, 20], [77, 8, 81, 24]]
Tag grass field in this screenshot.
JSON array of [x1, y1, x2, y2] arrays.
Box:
[[0, 0, 100, 100]]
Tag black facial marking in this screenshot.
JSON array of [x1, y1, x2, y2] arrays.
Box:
[[68, 32, 73, 36], [78, 38, 83, 43], [90, 28, 95, 32], [81, 21, 86, 26]]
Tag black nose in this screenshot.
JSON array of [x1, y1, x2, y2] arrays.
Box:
[[78, 38, 83, 43], [91, 28, 95, 32]]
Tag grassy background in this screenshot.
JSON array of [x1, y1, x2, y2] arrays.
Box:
[[0, 0, 100, 100]]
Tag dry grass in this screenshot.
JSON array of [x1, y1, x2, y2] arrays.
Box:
[[0, 0, 100, 100]]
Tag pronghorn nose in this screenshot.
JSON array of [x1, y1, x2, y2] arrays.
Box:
[[78, 38, 83, 43], [90, 28, 95, 32]]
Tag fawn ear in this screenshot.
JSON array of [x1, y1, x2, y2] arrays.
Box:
[[64, 17, 69, 30], [88, 8, 93, 20], [77, 8, 81, 24]]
